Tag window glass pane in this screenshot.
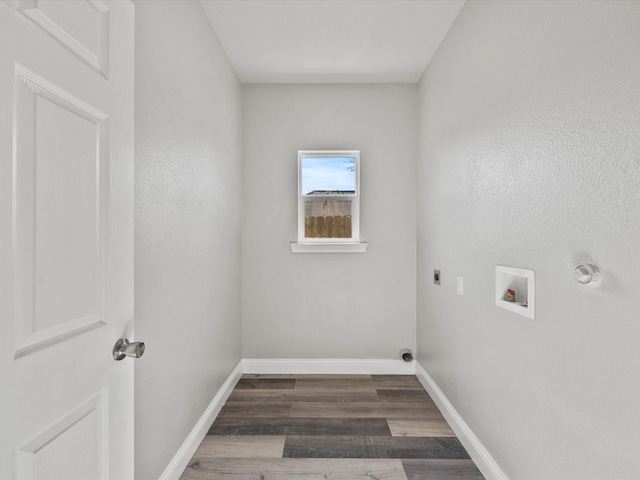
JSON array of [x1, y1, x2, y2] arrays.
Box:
[[301, 156, 356, 195], [305, 200, 352, 238]]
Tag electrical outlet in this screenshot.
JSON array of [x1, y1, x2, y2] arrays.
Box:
[[434, 270, 441, 285], [457, 276, 463, 295]]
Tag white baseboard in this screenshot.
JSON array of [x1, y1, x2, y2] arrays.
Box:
[[415, 362, 508, 480], [158, 360, 243, 480], [242, 358, 416, 375]]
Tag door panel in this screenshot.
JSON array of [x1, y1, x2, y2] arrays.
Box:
[[13, 65, 108, 357], [15, 391, 108, 480], [12, 0, 110, 76], [0, 1, 134, 478]]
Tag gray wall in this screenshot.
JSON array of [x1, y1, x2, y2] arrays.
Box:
[[242, 84, 417, 360], [133, 1, 243, 479], [416, 1, 640, 479]]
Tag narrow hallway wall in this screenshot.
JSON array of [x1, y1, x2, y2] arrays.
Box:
[[134, 1, 243, 478], [242, 84, 417, 360], [417, 1, 640, 478]]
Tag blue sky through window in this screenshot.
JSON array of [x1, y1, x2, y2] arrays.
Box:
[[301, 156, 356, 195]]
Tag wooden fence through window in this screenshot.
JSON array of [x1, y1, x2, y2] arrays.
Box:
[[305, 215, 352, 238], [304, 200, 352, 238]]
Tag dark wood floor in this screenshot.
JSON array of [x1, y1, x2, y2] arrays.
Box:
[[180, 374, 485, 480]]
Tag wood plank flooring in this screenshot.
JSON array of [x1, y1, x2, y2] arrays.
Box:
[[180, 374, 484, 480]]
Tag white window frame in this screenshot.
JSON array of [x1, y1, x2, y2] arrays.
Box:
[[292, 150, 366, 253]]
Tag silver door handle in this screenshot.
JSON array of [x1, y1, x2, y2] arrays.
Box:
[[113, 338, 145, 361]]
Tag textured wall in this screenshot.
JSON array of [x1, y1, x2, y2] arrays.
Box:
[[133, 1, 243, 478], [242, 84, 417, 360], [417, 1, 640, 478]]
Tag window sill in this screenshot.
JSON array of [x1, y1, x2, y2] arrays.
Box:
[[290, 242, 368, 253]]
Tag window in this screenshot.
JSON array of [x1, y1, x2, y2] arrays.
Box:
[[293, 150, 366, 252]]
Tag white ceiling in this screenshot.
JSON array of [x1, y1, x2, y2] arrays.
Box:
[[199, 0, 466, 84]]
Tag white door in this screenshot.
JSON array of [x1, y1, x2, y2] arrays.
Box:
[[0, 1, 135, 479]]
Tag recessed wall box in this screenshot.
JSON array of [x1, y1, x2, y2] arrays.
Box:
[[495, 265, 535, 319]]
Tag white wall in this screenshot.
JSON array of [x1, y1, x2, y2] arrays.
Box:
[[417, 1, 640, 479], [133, 1, 243, 479], [242, 84, 417, 360]]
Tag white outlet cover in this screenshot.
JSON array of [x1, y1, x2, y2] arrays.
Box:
[[457, 276, 463, 295]]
